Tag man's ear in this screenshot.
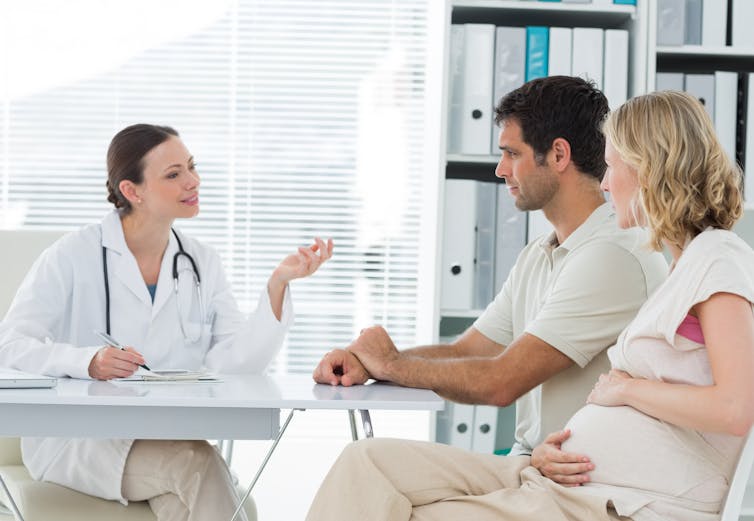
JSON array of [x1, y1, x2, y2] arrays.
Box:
[[550, 137, 572, 172]]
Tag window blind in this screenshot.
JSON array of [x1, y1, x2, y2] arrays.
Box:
[[0, 0, 439, 379]]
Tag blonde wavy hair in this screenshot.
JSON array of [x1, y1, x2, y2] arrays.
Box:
[[602, 90, 743, 251]]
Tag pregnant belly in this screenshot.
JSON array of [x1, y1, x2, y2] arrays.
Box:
[[561, 404, 725, 500]]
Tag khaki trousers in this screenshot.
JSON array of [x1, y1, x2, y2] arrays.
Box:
[[122, 440, 248, 521], [307, 438, 630, 521]]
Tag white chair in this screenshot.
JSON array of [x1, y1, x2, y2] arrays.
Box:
[[0, 230, 256, 521], [721, 429, 754, 521]]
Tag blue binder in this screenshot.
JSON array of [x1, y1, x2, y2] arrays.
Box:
[[525, 26, 549, 82]]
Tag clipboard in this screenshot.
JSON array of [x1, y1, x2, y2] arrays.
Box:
[[117, 369, 218, 382]]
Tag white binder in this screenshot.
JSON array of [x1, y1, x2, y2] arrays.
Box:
[[685, 73, 715, 121], [714, 71, 738, 164], [491, 26, 526, 155], [732, 0, 754, 48], [655, 72, 684, 91], [474, 182, 497, 309], [447, 25, 465, 155], [603, 29, 629, 110], [460, 24, 496, 155], [448, 403, 476, 450], [684, 0, 702, 45], [572, 28, 604, 89], [702, 0, 727, 47], [548, 27, 572, 77], [441, 179, 477, 310], [656, 0, 686, 46], [494, 183, 527, 295], [471, 405, 499, 454]]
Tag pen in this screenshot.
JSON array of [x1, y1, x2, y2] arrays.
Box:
[[94, 331, 151, 371]]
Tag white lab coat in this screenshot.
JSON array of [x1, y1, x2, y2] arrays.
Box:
[[0, 210, 293, 502]]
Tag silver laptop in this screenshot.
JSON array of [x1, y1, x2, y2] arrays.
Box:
[[0, 368, 57, 389]]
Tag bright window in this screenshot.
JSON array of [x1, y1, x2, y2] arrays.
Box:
[[1, 1, 443, 516], [0, 0, 442, 372]]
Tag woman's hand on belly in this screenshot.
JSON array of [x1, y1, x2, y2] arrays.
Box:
[[531, 429, 595, 487], [587, 369, 633, 407]]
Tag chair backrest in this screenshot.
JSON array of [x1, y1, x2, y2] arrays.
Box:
[[0, 229, 64, 317], [0, 230, 63, 467], [720, 428, 754, 521]]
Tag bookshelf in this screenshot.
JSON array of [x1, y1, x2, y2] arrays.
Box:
[[435, 0, 754, 509], [435, 0, 648, 456], [646, 1, 754, 210]]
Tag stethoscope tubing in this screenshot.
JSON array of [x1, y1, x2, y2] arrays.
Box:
[[102, 228, 203, 341]]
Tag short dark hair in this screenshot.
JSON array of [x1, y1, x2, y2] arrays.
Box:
[[106, 124, 179, 213], [494, 76, 609, 180]]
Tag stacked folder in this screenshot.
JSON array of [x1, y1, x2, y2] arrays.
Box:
[[448, 24, 630, 156], [440, 179, 527, 312], [656, 0, 754, 48]]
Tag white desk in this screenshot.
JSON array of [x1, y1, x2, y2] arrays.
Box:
[[0, 375, 444, 520], [0, 375, 444, 439]]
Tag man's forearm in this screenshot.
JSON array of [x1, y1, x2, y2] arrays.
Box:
[[400, 338, 504, 360], [399, 343, 469, 359], [383, 354, 513, 406]]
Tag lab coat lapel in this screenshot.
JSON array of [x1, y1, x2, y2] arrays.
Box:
[[151, 231, 179, 319], [100, 211, 152, 307]]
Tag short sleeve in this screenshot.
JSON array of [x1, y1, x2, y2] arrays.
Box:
[[525, 242, 652, 367], [473, 265, 515, 347], [656, 237, 754, 345]]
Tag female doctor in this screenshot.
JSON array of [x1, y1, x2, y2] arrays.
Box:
[[0, 123, 333, 520]]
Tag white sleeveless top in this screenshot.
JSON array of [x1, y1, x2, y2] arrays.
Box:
[[561, 229, 754, 521]]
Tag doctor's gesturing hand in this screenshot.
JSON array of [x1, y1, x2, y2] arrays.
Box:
[[88, 346, 147, 380], [266, 237, 334, 321]]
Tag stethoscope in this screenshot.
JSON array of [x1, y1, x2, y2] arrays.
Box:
[[102, 229, 205, 343]]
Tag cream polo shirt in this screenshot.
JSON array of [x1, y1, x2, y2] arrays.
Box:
[[473, 202, 668, 455]]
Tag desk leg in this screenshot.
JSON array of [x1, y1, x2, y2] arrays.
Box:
[[222, 439, 234, 466], [0, 474, 24, 521], [230, 408, 301, 521], [348, 409, 373, 440], [348, 410, 359, 441], [359, 409, 374, 438]]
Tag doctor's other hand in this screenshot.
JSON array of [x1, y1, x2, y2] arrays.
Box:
[[530, 429, 594, 487], [271, 237, 334, 286], [312, 348, 370, 387], [347, 326, 399, 382], [88, 346, 146, 380]]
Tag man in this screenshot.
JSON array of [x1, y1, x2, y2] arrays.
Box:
[[311, 76, 667, 487]]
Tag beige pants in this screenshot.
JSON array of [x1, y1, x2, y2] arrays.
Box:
[[122, 440, 248, 521], [307, 438, 630, 521]]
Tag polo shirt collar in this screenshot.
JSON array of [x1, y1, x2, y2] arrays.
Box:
[[537, 201, 613, 259], [559, 202, 613, 252]]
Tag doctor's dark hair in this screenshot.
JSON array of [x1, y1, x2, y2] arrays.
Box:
[[494, 76, 609, 181], [106, 124, 179, 213]]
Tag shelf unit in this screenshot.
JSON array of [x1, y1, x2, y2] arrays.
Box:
[[435, 0, 650, 456], [646, 5, 754, 211], [439, 0, 650, 326], [433, 0, 754, 508]]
